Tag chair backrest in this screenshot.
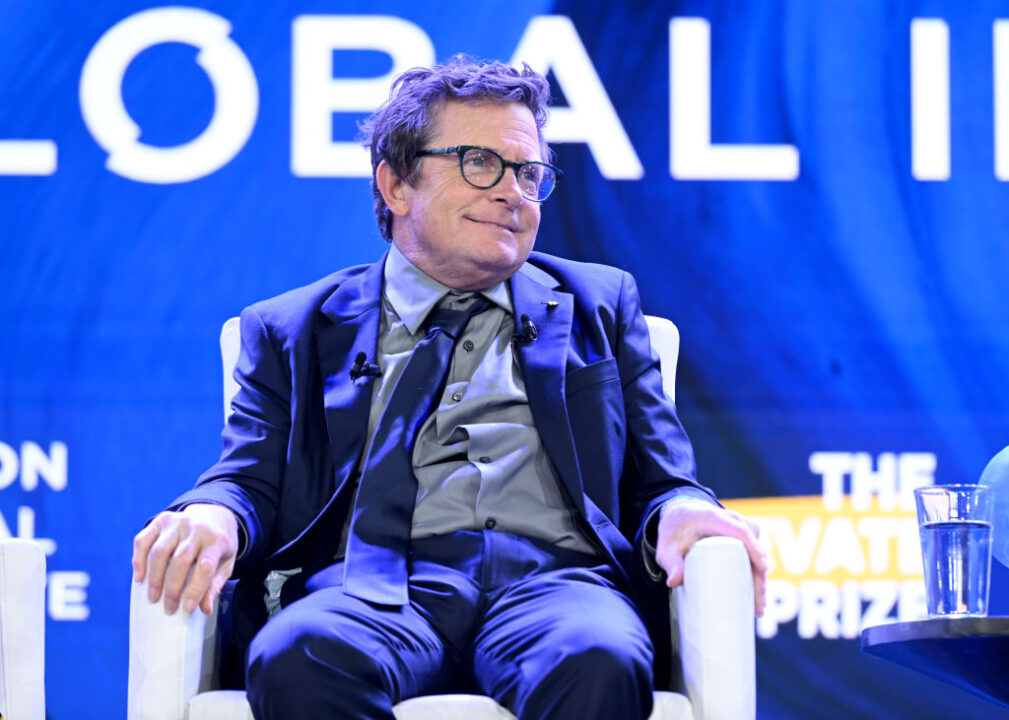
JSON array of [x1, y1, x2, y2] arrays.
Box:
[[220, 314, 679, 420], [644, 315, 679, 403], [0, 539, 47, 720], [220, 317, 241, 420]]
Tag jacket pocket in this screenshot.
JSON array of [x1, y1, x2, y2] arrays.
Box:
[[565, 357, 619, 396]]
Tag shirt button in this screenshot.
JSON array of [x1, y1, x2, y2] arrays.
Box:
[[451, 390, 464, 402], [479, 456, 492, 464], [484, 518, 497, 529], [462, 339, 475, 352]]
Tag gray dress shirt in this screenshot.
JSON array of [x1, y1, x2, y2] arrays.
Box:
[[338, 245, 598, 557]]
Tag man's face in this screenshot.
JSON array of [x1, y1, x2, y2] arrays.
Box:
[[389, 100, 543, 291]]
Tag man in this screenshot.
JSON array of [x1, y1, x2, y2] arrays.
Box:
[[133, 56, 767, 720]]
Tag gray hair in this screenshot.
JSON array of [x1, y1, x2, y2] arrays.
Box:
[[359, 55, 552, 240]]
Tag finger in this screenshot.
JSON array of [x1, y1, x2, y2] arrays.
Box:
[[145, 521, 184, 602], [199, 565, 229, 616], [199, 553, 236, 615], [722, 516, 768, 574], [199, 583, 217, 616], [183, 546, 222, 614], [132, 520, 164, 582], [660, 549, 685, 589], [710, 516, 768, 616], [743, 534, 769, 573], [162, 537, 201, 613], [753, 565, 768, 617], [738, 513, 761, 539]]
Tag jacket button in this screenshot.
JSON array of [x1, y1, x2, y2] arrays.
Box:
[[451, 390, 464, 402], [484, 518, 497, 529], [463, 340, 475, 351]]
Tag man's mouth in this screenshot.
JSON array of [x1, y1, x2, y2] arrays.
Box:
[[467, 217, 518, 233]]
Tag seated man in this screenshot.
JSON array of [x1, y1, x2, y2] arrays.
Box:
[[132, 56, 767, 720]]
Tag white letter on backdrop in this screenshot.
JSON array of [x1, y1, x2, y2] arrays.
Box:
[[911, 19, 950, 181], [79, 7, 259, 184], [291, 15, 435, 177], [994, 21, 1009, 180], [511, 15, 643, 179], [0, 140, 56, 176], [669, 17, 799, 180], [19, 441, 68, 492]]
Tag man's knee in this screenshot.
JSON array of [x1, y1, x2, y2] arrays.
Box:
[[246, 607, 386, 704], [514, 636, 654, 720], [551, 633, 653, 685]]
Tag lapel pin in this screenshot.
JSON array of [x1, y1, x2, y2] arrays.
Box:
[[544, 301, 559, 309]]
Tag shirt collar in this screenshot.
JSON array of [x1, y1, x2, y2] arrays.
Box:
[[383, 244, 512, 335]]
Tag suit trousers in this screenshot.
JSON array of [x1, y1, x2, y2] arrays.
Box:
[[246, 530, 655, 720]]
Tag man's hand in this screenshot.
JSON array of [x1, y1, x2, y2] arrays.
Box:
[[654, 500, 768, 617], [132, 504, 239, 615]]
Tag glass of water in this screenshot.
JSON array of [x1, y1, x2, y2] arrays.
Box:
[[914, 484, 993, 617]]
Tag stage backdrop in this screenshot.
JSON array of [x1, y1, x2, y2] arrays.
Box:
[[3, 1, 1009, 717]]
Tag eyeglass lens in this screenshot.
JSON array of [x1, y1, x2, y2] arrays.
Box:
[[461, 147, 556, 201]]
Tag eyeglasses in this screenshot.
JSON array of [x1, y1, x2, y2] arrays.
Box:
[[414, 145, 562, 202]]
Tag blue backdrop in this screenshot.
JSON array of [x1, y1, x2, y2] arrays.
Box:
[[3, 1, 1009, 717]]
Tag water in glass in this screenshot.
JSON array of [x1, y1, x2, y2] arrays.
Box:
[[919, 519, 992, 616]]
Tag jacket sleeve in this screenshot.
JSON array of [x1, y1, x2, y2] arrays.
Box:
[[167, 305, 290, 573], [612, 271, 720, 562]]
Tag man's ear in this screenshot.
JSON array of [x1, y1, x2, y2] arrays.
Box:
[[376, 160, 411, 217]]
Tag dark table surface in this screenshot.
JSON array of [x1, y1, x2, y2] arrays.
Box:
[[861, 617, 1009, 709]]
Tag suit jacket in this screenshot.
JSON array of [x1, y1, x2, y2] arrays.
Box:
[[169, 250, 713, 685]]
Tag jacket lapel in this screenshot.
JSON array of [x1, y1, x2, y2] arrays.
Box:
[[271, 255, 385, 570], [315, 253, 387, 491], [509, 264, 585, 515]]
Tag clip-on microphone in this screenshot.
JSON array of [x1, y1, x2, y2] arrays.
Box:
[[512, 314, 538, 344], [349, 352, 383, 380]]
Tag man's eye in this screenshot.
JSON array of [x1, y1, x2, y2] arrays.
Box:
[[464, 150, 496, 169], [520, 167, 542, 184]]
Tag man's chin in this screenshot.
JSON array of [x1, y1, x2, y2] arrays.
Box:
[[455, 252, 529, 290]]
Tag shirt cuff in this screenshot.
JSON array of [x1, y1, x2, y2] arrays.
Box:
[[641, 489, 719, 582]]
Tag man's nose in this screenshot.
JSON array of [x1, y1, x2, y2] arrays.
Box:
[[490, 167, 524, 207]]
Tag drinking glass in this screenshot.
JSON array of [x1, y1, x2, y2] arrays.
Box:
[[914, 484, 992, 617]]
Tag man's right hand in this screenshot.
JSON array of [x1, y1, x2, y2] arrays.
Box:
[[132, 504, 239, 615]]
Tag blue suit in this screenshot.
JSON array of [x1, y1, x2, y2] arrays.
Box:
[[169, 250, 711, 713]]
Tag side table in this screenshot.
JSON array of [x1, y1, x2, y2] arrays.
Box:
[[861, 617, 1009, 709]]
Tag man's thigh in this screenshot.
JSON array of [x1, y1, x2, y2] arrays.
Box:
[[247, 567, 464, 716], [471, 565, 655, 718]]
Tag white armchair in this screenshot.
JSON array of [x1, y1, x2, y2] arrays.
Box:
[[127, 316, 756, 720], [0, 538, 47, 720]]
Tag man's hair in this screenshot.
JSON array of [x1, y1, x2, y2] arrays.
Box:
[[359, 55, 552, 240]]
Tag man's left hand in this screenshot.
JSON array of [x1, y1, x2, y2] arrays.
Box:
[[654, 501, 768, 617]]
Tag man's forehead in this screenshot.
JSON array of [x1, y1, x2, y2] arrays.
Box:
[[429, 98, 533, 126], [427, 98, 545, 158]]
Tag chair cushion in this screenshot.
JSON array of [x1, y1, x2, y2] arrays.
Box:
[[187, 689, 692, 720], [650, 690, 694, 719], [393, 694, 517, 719], [188, 690, 254, 720]]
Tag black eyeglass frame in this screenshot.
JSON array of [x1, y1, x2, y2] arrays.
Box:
[[414, 145, 563, 202]]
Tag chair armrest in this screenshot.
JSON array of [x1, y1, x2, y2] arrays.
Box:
[[0, 539, 46, 720], [128, 579, 219, 720], [672, 536, 756, 720]]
